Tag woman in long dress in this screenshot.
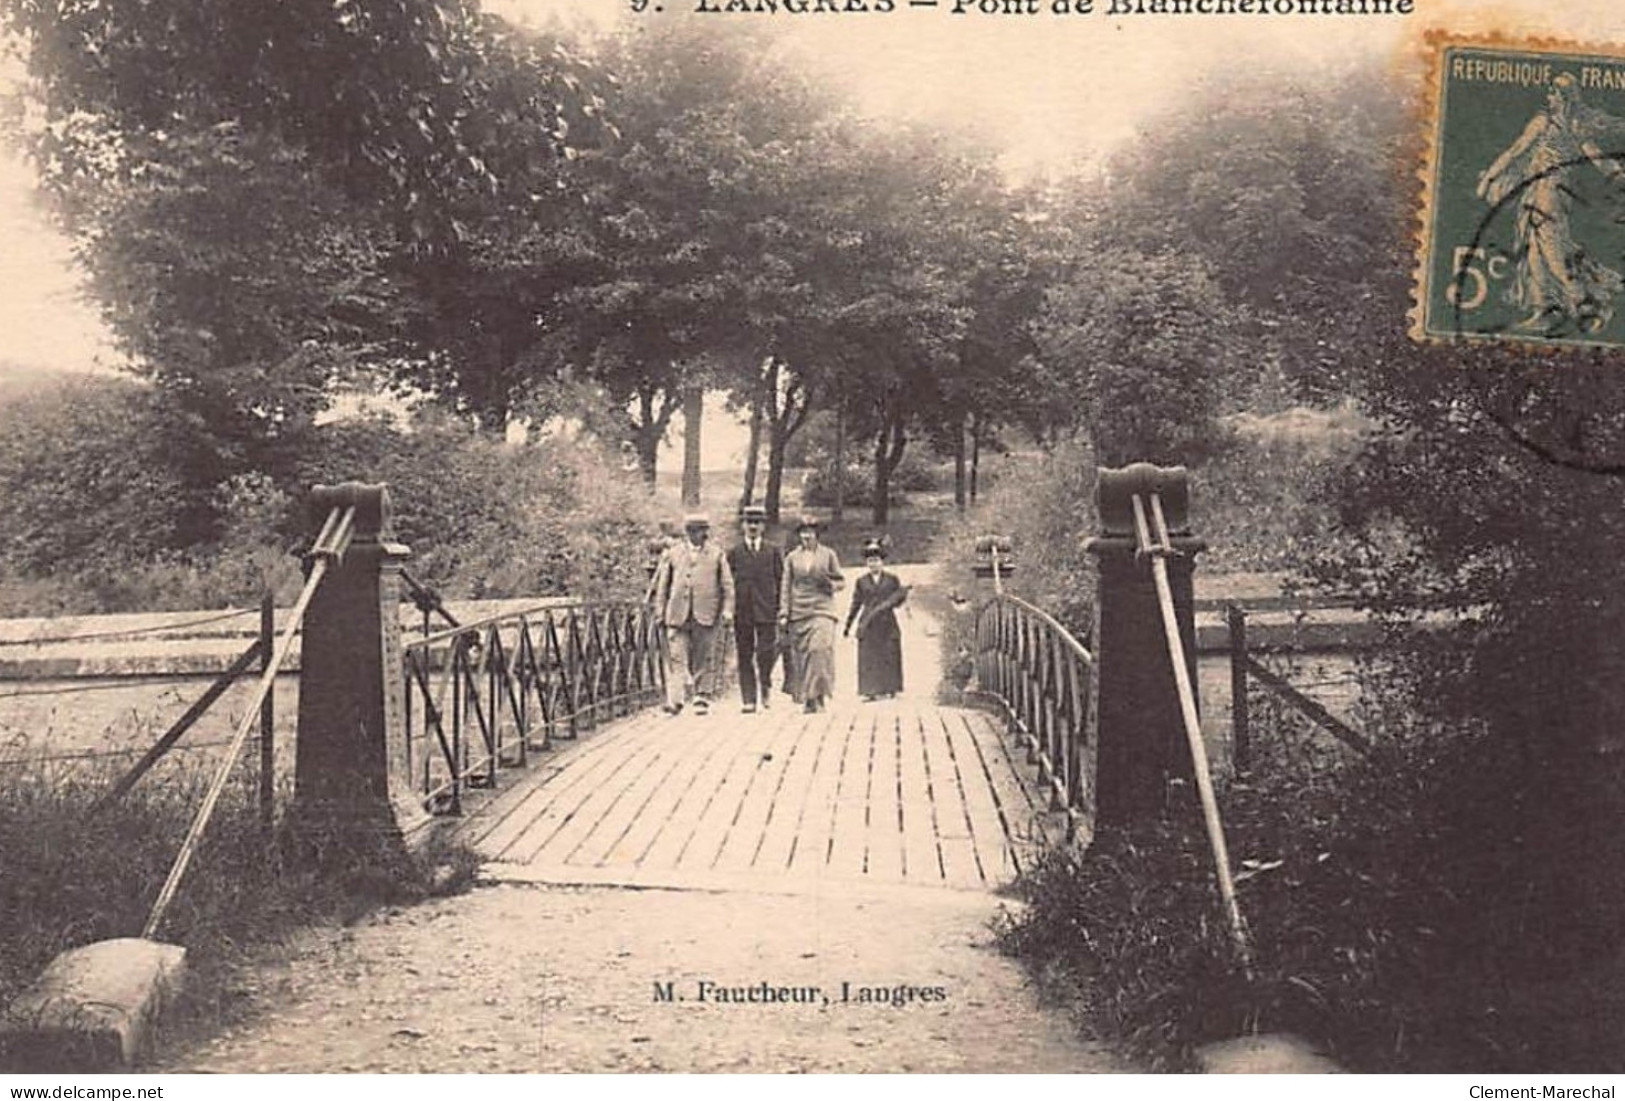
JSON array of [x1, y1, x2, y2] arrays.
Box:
[[1476, 72, 1625, 334], [844, 539, 907, 701], [778, 515, 844, 713]]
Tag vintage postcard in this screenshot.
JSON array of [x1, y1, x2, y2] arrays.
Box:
[[1, 0, 1623, 1088]]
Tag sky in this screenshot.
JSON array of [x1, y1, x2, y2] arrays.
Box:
[[0, 0, 1620, 389]]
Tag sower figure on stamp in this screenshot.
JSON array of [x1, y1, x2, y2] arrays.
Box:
[[652, 512, 734, 717], [844, 538, 908, 701], [1476, 72, 1625, 334], [726, 504, 783, 714], [778, 514, 844, 714]]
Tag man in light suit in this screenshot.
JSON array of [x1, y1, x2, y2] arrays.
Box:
[[652, 513, 735, 716]]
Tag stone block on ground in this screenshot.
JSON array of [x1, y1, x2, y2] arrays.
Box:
[[0, 938, 187, 1071], [1195, 1032, 1344, 1073]]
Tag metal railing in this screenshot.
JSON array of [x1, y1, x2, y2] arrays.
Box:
[[142, 501, 355, 939], [91, 592, 277, 817], [402, 600, 665, 815], [1226, 602, 1375, 773], [971, 593, 1094, 840]]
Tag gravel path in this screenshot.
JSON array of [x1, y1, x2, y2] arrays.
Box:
[[157, 879, 1133, 1073]]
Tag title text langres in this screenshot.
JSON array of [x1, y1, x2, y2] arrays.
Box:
[[694, 0, 897, 12]]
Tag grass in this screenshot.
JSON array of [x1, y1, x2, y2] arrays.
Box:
[[0, 751, 479, 1070], [1200, 406, 1366, 575]]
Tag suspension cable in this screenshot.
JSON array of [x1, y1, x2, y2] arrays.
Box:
[[1132, 491, 1252, 969], [141, 506, 354, 940]]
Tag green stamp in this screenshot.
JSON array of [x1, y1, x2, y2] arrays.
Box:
[[1415, 40, 1625, 347]]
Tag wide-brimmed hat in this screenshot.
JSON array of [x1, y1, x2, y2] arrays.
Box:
[[794, 514, 821, 532], [862, 538, 888, 559], [739, 505, 768, 524], [682, 512, 711, 529]]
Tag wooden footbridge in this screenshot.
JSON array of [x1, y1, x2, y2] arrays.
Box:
[[37, 467, 1217, 940]]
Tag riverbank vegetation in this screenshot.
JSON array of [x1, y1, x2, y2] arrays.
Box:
[[0, 754, 479, 1067]]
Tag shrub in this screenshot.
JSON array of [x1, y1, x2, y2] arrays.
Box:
[[1032, 247, 1241, 469], [0, 754, 465, 1065], [799, 442, 946, 510], [1200, 406, 1366, 575], [995, 676, 1625, 1073], [297, 413, 660, 602], [926, 436, 1099, 707], [933, 435, 1099, 622], [0, 407, 661, 615], [800, 463, 875, 508], [964, 416, 1623, 1072], [0, 376, 215, 576]]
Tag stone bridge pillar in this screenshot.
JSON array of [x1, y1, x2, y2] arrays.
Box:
[[292, 483, 430, 868], [1086, 463, 1203, 828]]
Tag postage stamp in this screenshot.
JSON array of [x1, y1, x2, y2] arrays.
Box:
[[1413, 37, 1625, 348]]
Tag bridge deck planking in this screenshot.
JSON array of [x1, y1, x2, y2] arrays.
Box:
[[710, 710, 810, 872], [491, 713, 670, 864], [734, 705, 829, 872], [525, 721, 684, 867], [826, 710, 876, 879], [670, 718, 781, 872], [636, 706, 757, 870], [896, 707, 943, 883], [967, 708, 1053, 875], [590, 712, 740, 868], [782, 710, 861, 877], [864, 709, 905, 881], [466, 716, 645, 859], [458, 578, 1059, 895], [462, 700, 1049, 895], [452, 709, 657, 855], [917, 709, 981, 888], [946, 711, 1026, 882], [564, 712, 730, 868]]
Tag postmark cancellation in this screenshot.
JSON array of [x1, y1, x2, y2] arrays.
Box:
[[1413, 35, 1625, 348]]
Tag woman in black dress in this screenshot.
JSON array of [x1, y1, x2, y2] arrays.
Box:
[[843, 539, 908, 701]]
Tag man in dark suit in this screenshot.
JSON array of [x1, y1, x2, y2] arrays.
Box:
[[726, 505, 783, 714]]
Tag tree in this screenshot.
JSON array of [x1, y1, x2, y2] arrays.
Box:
[[3, 0, 600, 482], [556, 20, 845, 492], [1032, 245, 1241, 467], [66, 126, 412, 487], [1099, 63, 1411, 406], [777, 122, 981, 525], [5, 0, 592, 250], [926, 182, 1056, 510]]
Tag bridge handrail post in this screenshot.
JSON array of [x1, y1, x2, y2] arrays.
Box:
[[291, 482, 431, 869], [1084, 462, 1204, 830], [144, 509, 350, 938]]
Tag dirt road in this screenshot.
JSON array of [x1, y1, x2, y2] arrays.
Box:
[[157, 879, 1132, 1073]]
